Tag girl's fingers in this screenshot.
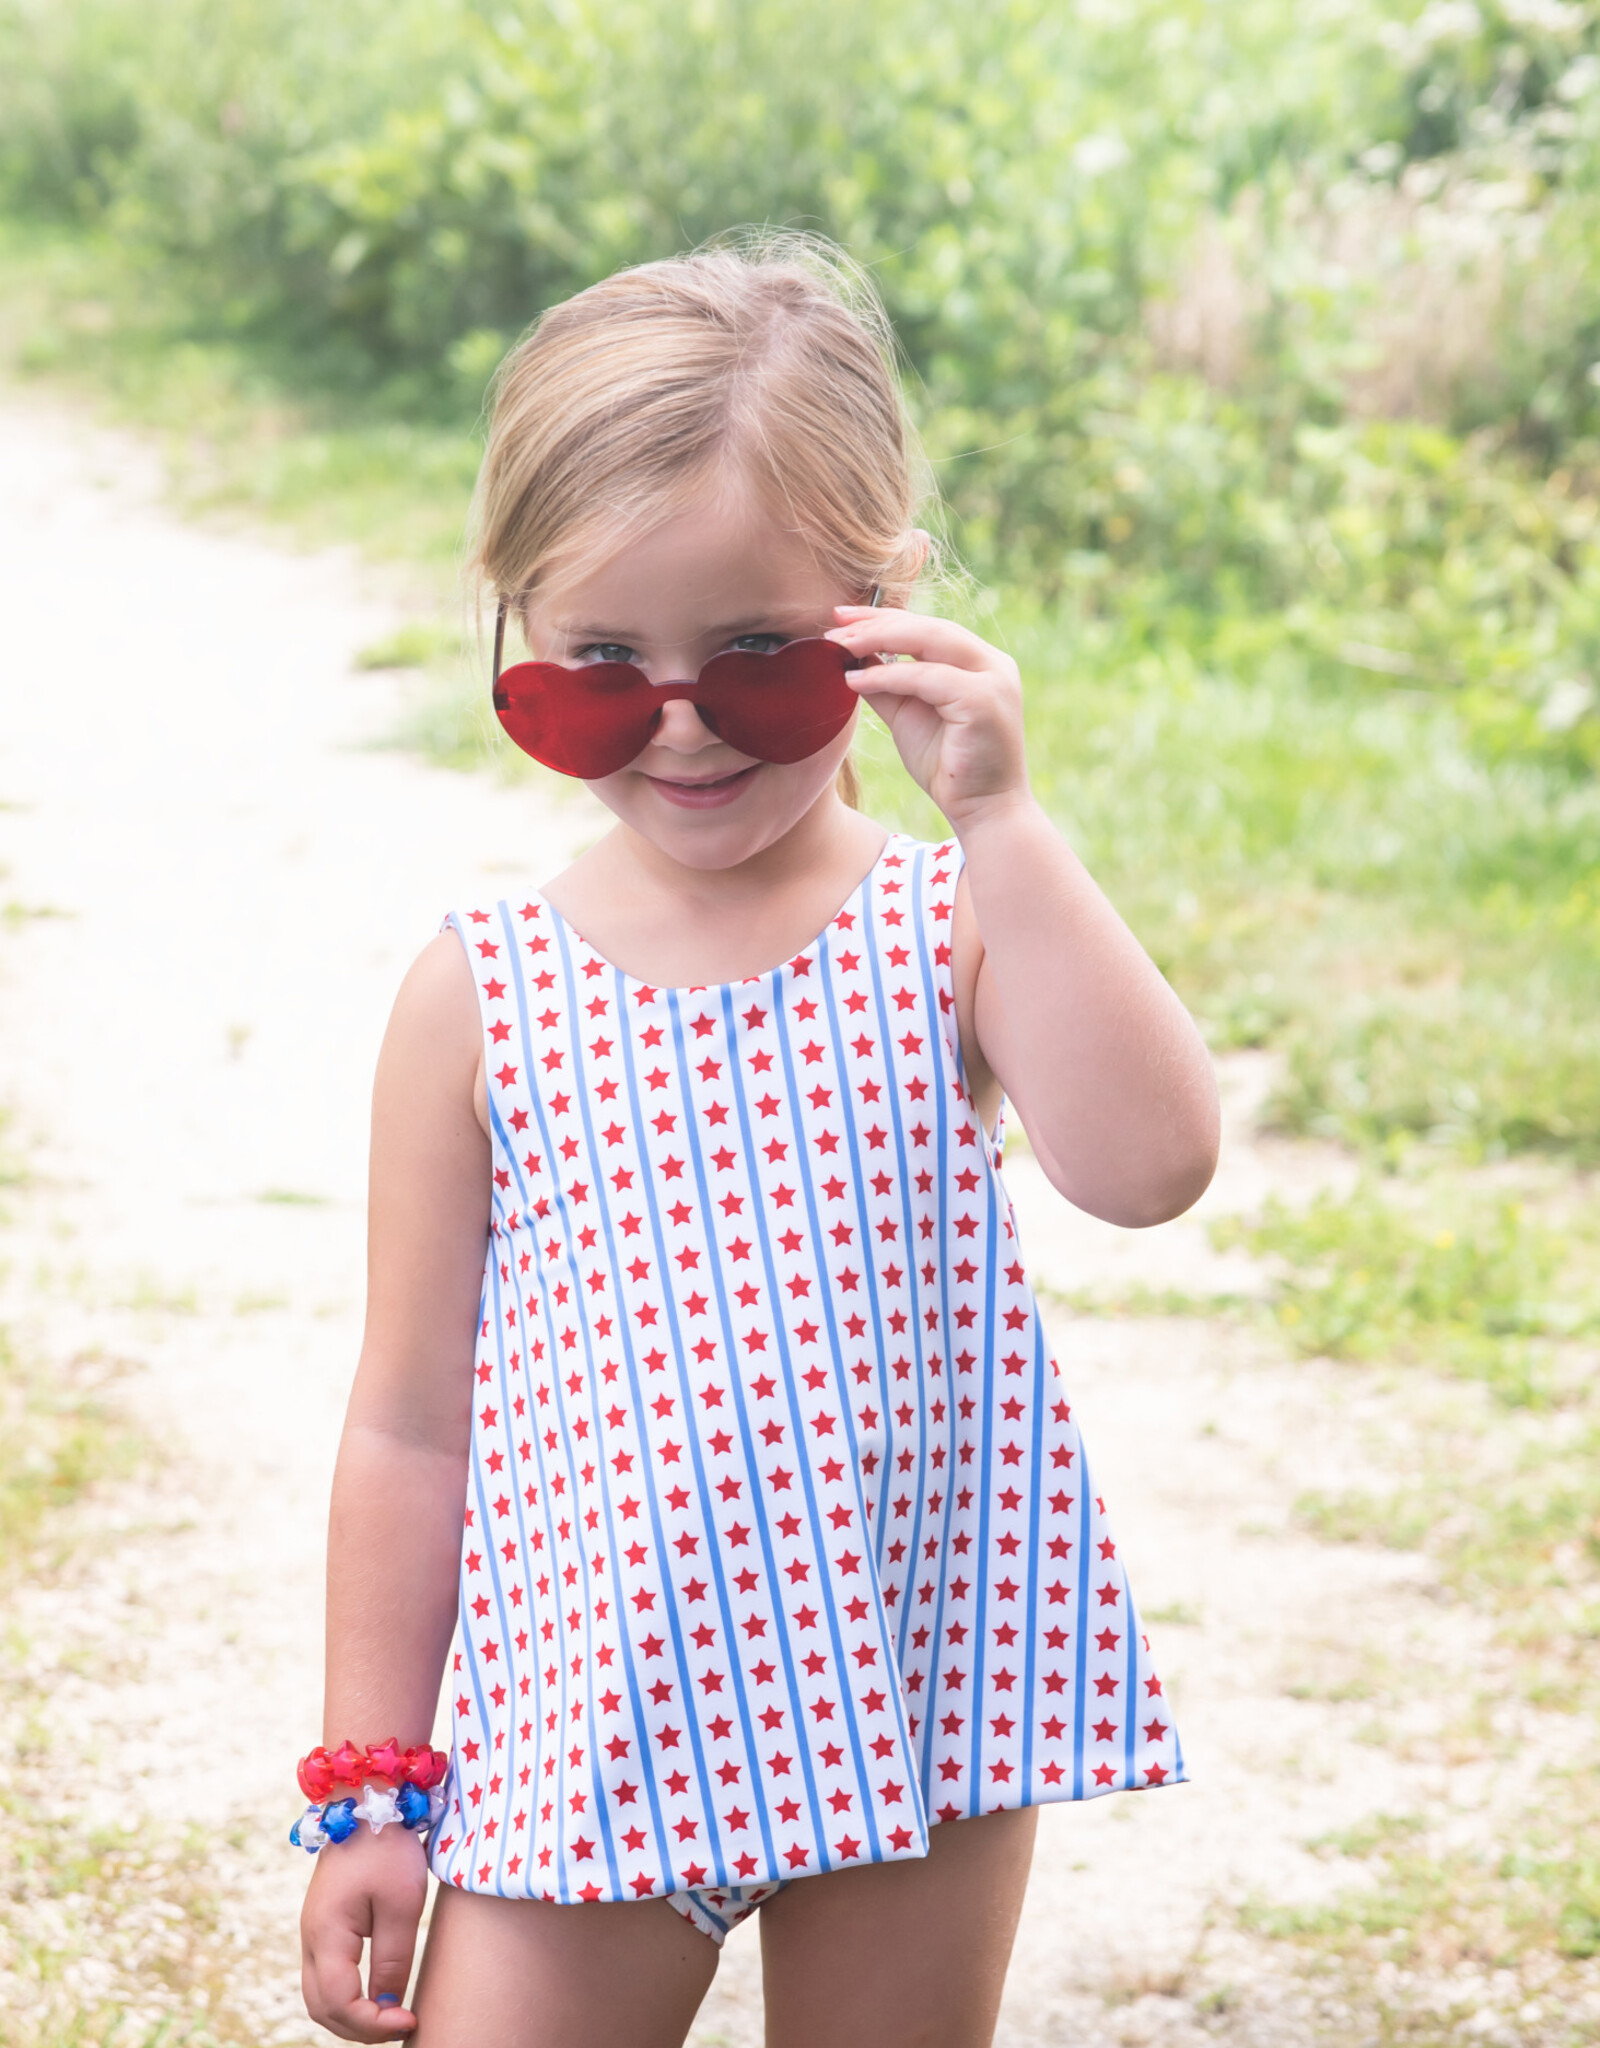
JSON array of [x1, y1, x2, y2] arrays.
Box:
[[304, 1913, 417, 2042], [304, 1912, 365, 2031], [305, 1954, 416, 2044], [828, 608, 1004, 674], [847, 658, 959, 695], [847, 659, 1012, 716], [367, 1892, 422, 2025]]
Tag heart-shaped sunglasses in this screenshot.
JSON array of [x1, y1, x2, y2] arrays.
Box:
[[489, 598, 875, 780]]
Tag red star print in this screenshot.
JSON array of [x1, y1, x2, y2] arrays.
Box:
[[437, 843, 1179, 1906]]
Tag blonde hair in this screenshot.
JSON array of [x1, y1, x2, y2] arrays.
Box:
[[471, 233, 939, 801]]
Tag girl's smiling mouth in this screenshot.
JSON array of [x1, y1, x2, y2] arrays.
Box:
[[645, 763, 761, 807]]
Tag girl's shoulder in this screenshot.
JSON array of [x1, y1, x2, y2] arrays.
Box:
[[867, 830, 965, 919]]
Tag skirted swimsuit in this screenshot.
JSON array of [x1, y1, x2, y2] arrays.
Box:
[[432, 834, 1184, 1941]]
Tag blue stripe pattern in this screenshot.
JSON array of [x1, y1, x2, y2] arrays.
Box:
[[431, 837, 1183, 1912]]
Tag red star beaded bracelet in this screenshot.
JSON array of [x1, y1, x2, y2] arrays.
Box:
[[291, 1739, 449, 1853]]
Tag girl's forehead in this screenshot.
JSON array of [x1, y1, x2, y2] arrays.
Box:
[[534, 498, 842, 634]]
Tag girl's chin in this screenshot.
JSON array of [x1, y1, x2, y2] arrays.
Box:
[[640, 763, 762, 810]]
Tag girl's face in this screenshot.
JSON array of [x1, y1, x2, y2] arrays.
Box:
[[521, 487, 862, 872]]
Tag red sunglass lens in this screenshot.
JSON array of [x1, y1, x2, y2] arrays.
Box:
[[494, 661, 657, 777], [492, 637, 862, 777]]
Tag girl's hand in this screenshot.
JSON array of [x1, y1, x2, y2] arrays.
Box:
[[826, 607, 1029, 830], [301, 1825, 429, 2041]]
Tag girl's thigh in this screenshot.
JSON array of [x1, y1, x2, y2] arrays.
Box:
[[758, 1808, 1038, 2048], [411, 1887, 718, 2048]]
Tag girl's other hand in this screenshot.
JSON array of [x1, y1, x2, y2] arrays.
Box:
[[301, 1825, 429, 2041], [826, 607, 1030, 831]]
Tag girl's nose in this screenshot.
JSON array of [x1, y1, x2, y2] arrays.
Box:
[[650, 695, 721, 751]]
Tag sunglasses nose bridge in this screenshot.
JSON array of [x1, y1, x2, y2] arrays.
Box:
[[647, 683, 722, 750]]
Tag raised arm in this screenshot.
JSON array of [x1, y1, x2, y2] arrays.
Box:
[[829, 607, 1218, 1228], [301, 931, 490, 2042]]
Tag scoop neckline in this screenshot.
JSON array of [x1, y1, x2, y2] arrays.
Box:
[[532, 831, 901, 996]]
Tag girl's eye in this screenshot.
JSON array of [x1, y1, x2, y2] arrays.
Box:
[[727, 633, 789, 655], [574, 642, 638, 666]]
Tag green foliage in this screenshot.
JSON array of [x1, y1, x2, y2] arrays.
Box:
[[865, 590, 1600, 1161], [354, 620, 455, 670], [1249, 1799, 1600, 1969], [6, 1, 1600, 1162], [0, 1330, 136, 1568], [1210, 1180, 1591, 1396], [3, 0, 1599, 588]]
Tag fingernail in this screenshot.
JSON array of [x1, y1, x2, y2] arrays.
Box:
[[376, 1994, 400, 2006]]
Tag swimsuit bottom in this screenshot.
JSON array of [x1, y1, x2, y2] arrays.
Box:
[[670, 1879, 785, 1943]]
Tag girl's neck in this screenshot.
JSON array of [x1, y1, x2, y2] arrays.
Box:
[[542, 793, 889, 990]]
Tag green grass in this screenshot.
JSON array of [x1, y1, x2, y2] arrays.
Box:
[[979, 601, 1600, 1167], [1211, 1177, 1597, 1402], [0, 1332, 139, 1570], [5, 112, 1600, 2034], [1250, 1203, 1600, 2023], [1252, 1777, 1600, 1971], [0, 1797, 267, 2048], [6, 213, 1600, 1170], [0, 223, 477, 570], [353, 620, 459, 670], [0, 1325, 274, 2047], [0, 1106, 263, 2043]]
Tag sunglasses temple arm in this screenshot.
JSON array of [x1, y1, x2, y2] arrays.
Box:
[[492, 600, 507, 689]]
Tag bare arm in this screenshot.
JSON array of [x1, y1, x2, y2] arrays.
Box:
[[830, 608, 1219, 1228], [302, 930, 490, 2042], [956, 804, 1217, 1224]]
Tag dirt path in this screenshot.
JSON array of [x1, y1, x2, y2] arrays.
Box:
[[0, 398, 1489, 2045]]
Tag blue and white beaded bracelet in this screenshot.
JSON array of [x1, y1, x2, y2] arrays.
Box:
[[290, 1779, 445, 1853]]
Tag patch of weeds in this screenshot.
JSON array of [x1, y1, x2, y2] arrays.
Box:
[[1307, 1812, 1427, 1861], [1502, 1789, 1600, 1963], [1259, 1400, 1600, 2017], [1143, 1600, 1202, 1627], [1242, 1842, 1480, 1952], [0, 1798, 278, 2048], [1294, 1418, 1600, 1667], [354, 618, 460, 671], [1210, 1178, 1595, 1403], [0, 1335, 141, 1571], [120, 1274, 198, 1316], [1281, 1640, 1401, 1705], [0, 228, 478, 570], [1043, 1279, 1255, 1321], [379, 654, 541, 780], [0, 1137, 26, 1195], [1292, 1487, 1434, 1552], [2, 901, 73, 927], [0, 1208, 277, 2043], [1255, 1770, 1600, 1976], [231, 1291, 287, 1315], [1445, 1423, 1600, 1622]]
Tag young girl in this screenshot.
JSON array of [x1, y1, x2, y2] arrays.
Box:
[[297, 237, 1219, 2048]]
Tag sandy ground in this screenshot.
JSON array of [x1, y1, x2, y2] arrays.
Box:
[[0, 397, 1501, 2044]]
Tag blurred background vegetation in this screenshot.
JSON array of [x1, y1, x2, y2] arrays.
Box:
[[5, 0, 1600, 1172], [2, 4, 1599, 2030]]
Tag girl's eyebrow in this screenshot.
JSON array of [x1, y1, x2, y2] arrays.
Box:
[[558, 611, 816, 641]]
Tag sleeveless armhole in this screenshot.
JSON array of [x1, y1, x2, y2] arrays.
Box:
[[916, 841, 1006, 1160]]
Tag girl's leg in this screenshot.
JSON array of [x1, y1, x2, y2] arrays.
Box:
[[411, 1889, 719, 2048], [758, 1809, 1038, 2048]]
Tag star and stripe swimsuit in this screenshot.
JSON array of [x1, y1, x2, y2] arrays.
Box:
[[432, 832, 1183, 1941]]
